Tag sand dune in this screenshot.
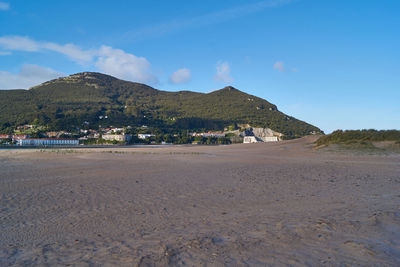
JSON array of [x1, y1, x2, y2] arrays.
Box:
[[1, 137, 400, 266]]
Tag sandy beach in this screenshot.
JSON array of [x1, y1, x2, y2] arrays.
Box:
[[1, 136, 399, 266]]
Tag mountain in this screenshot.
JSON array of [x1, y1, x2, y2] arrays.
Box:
[[0, 72, 322, 138]]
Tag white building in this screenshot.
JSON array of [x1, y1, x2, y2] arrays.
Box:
[[102, 134, 131, 142], [17, 139, 79, 146], [191, 132, 225, 138], [110, 128, 124, 133], [260, 136, 279, 142], [138, 134, 155, 139], [243, 136, 259, 143]]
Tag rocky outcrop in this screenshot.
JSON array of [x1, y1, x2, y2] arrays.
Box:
[[253, 128, 282, 138], [242, 127, 283, 143]]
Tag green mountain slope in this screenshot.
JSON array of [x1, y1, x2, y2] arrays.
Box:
[[0, 72, 322, 138]]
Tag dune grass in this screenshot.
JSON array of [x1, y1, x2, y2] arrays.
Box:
[[316, 130, 400, 153], [316, 130, 400, 146]]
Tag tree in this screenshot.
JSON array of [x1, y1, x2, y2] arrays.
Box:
[[164, 134, 173, 143]]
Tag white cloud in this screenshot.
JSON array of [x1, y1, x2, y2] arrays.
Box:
[[0, 2, 9, 10], [95, 46, 158, 84], [43, 43, 94, 64], [0, 35, 159, 85], [0, 36, 40, 51], [0, 36, 95, 64], [273, 61, 285, 72], [214, 61, 234, 83], [169, 68, 191, 84], [0, 64, 63, 89], [0, 36, 93, 63]]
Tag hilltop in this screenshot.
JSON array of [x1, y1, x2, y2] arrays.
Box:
[[0, 72, 322, 138]]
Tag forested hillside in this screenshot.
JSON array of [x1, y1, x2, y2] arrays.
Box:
[[0, 72, 322, 138]]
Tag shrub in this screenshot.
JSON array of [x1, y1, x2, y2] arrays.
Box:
[[316, 129, 400, 146]]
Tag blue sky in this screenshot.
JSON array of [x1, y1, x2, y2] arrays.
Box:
[[0, 0, 399, 133]]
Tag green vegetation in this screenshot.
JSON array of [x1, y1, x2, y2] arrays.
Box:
[[0, 138, 12, 145], [132, 133, 231, 145], [0, 72, 322, 138], [316, 129, 400, 147], [81, 138, 124, 145], [192, 136, 231, 145]]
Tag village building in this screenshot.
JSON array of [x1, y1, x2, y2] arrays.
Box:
[[102, 134, 131, 142], [260, 136, 279, 142], [243, 136, 259, 143], [46, 131, 67, 138], [12, 134, 29, 141], [16, 124, 34, 130], [109, 127, 124, 133], [17, 138, 79, 146], [46, 131, 58, 138], [191, 132, 225, 138], [0, 134, 11, 140], [138, 134, 155, 139]]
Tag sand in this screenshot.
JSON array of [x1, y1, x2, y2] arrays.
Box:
[[0, 136, 399, 266]]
